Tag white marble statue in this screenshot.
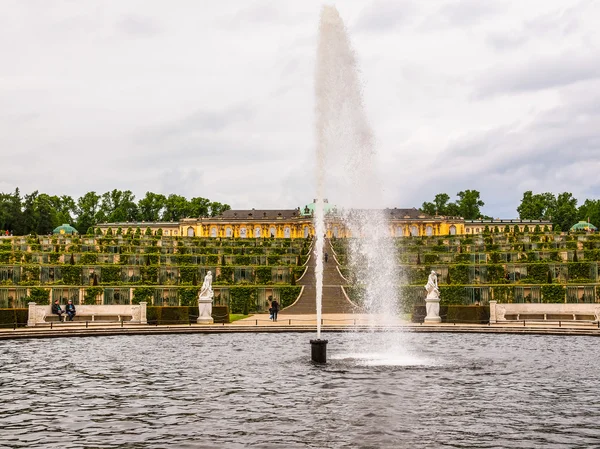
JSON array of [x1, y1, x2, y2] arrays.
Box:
[[424, 270, 441, 323], [197, 271, 214, 324], [199, 271, 213, 300], [425, 270, 439, 299]]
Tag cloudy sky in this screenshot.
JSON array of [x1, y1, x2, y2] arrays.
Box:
[[1, 0, 599, 217]]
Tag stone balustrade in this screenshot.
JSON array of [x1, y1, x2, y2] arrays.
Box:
[[27, 302, 147, 326], [489, 300, 600, 323]]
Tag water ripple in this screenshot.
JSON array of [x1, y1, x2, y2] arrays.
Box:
[[1, 332, 600, 448]]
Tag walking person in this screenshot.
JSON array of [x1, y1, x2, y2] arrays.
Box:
[[270, 299, 279, 322], [325, 252, 329, 263], [65, 299, 76, 321], [51, 299, 65, 322]]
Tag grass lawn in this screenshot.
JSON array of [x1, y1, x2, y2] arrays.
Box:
[[230, 314, 251, 322]]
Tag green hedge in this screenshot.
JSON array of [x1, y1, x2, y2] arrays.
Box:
[[229, 287, 257, 314], [146, 306, 230, 325], [28, 287, 50, 304], [279, 286, 302, 308], [540, 285, 565, 303], [412, 305, 489, 323], [0, 308, 28, 328], [132, 286, 154, 304]]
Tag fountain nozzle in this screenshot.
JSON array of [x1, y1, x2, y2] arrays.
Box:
[[310, 339, 328, 363]]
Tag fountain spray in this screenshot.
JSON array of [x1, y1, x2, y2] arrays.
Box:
[[311, 5, 400, 363]]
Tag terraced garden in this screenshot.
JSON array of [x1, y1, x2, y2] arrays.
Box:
[[334, 231, 600, 313], [0, 235, 307, 315]]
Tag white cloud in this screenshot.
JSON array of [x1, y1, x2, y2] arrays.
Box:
[[0, 0, 599, 217]]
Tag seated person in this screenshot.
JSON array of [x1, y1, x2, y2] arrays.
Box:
[[65, 299, 76, 321], [51, 299, 64, 322]]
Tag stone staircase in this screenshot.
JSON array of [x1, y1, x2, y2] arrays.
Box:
[[283, 240, 358, 314]]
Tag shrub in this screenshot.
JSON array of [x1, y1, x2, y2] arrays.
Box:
[[229, 287, 257, 314], [27, 287, 50, 304], [255, 266, 272, 284], [61, 265, 82, 285], [439, 286, 466, 305], [81, 253, 98, 264], [0, 309, 28, 328], [541, 285, 565, 303], [100, 266, 120, 284], [179, 287, 200, 306], [446, 305, 490, 324], [84, 287, 103, 305], [278, 286, 301, 308], [132, 286, 154, 304], [140, 266, 158, 284]]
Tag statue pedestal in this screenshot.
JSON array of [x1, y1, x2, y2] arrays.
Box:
[[424, 297, 441, 323], [197, 297, 214, 324]]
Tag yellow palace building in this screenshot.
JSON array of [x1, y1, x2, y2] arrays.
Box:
[[97, 200, 549, 238]]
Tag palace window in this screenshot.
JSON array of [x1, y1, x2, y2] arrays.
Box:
[[255, 227, 262, 238], [449, 225, 456, 235], [426, 226, 433, 236], [226, 227, 232, 237], [410, 226, 418, 236]]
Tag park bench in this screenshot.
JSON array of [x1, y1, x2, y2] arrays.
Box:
[[27, 303, 148, 326], [490, 300, 600, 324]]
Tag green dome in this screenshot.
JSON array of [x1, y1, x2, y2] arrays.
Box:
[[301, 199, 337, 216], [570, 221, 597, 231], [53, 224, 79, 235]]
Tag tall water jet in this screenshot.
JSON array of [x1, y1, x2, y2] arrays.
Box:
[[314, 5, 399, 344]]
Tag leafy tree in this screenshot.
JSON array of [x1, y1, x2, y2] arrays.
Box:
[[188, 197, 211, 217], [100, 189, 138, 223], [162, 194, 190, 221], [517, 191, 556, 220], [138, 192, 166, 222], [422, 193, 451, 216], [553, 192, 578, 232], [455, 190, 485, 219], [210, 201, 231, 217], [577, 199, 600, 229], [76, 191, 102, 233]]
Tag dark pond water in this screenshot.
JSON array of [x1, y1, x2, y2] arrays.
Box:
[[1, 331, 599, 448]]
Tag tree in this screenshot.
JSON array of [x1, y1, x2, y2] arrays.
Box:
[[162, 194, 190, 221], [455, 190, 485, 219], [188, 197, 211, 217], [577, 199, 600, 229], [138, 192, 166, 222], [422, 193, 451, 216], [76, 191, 102, 233], [517, 191, 556, 220], [553, 192, 578, 232], [209, 201, 231, 217], [100, 189, 138, 223]]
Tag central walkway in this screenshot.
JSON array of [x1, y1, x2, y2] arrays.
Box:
[[283, 239, 359, 314]]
